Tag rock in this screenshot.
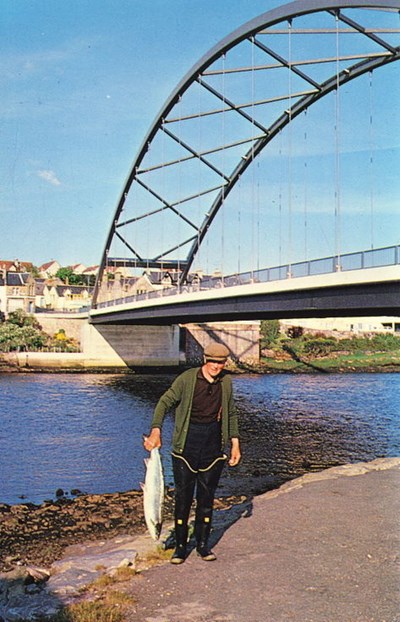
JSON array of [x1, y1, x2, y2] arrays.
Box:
[[42, 533, 139, 603], [118, 557, 132, 568], [0, 566, 57, 622], [4, 592, 61, 621], [0, 488, 171, 572], [70, 489, 82, 496], [25, 567, 50, 583], [0, 534, 144, 618]]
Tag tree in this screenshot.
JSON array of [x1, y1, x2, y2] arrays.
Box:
[[29, 265, 41, 278], [260, 320, 281, 347], [56, 266, 74, 284], [56, 266, 89, 285]]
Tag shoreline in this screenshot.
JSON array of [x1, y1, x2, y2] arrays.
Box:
[[2, 456, 400, 573], [0, 487, 246, 573], [1, 356, 399, 375]]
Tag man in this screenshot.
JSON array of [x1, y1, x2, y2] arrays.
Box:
[[144, 342, 241, 564]]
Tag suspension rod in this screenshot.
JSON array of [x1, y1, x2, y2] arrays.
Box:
[[138, 135, 265, 173], [161, 126, 230, 182], [197, 76, 269, 133], [203, 51, 392, 75], [113, 230, 143, 261], [135, 177, 200, 230]]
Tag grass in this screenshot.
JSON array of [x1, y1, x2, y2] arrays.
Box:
[[25, 567, 138, 622], [261, 350, 400, 372], [25, 550, 176, 622], [40, 598, 130, 622], [134, 543, 174, 573], [141, 544, 173, 564]]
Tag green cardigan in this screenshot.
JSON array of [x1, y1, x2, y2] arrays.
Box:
[[151, 367, 239, 454]]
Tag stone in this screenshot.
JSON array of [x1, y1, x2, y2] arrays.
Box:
[[0, 565, 57, 622]]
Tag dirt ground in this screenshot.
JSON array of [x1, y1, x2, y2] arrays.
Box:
[[0, 488, 246, 572]]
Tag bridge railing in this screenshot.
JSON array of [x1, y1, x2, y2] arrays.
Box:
[[96, 244, 399, 309]]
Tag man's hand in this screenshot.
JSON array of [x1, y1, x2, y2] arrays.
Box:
[[228, 437, 241, 466], [143, 428, 162, 452]]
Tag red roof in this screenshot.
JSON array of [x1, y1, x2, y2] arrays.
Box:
[[39, 260, 59, 271], [0, 260, 33, 272]]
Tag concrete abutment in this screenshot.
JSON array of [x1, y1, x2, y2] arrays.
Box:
[[16, 315, 260, 369]]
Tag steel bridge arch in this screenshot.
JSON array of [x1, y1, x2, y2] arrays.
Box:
[[93, 0, 400, 305]]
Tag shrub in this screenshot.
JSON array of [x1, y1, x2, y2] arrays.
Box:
[[260, 320, 281, 347], [286, 325, 304, 339], [0, 312, 79, 352], [302, 337, 338, 358], [369, 333, 400, 351], [7, 309, 42, 329], [0, 322, 48, 352]]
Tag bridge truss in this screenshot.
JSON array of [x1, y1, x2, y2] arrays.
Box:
[[92, 0, 400, 307]]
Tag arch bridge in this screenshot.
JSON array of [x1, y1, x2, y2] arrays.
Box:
[[91, 0, 400, 328]]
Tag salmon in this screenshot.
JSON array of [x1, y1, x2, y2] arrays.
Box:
[[141, 447, 164, 540]]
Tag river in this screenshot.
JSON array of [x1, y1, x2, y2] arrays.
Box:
[[1, 371, 399, 505]]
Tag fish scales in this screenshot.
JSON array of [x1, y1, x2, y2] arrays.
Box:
[[142, 447, 165, 540]]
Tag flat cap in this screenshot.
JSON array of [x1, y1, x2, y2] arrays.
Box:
[[204, 342, 230, 361]]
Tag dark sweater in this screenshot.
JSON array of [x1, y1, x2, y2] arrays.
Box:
[[151, 367, 239, 454]]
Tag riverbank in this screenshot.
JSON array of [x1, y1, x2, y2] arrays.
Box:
[[1, 459, 399, 622], [0, 488, 246, 572], [258, 350, 400, 373], [1, 350, 400, 374]]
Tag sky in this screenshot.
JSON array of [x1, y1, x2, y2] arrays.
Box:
[[1, 0, 399, 272], [1, 0, 285, 268]]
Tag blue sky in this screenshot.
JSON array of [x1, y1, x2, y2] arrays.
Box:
[[1, 0, 399, 271], [1, 0, 285, 268]]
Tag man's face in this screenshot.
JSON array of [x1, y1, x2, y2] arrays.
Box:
[[203, 358, 226, 378]]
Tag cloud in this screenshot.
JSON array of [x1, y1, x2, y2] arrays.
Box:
[[37, 169, 61, 186]]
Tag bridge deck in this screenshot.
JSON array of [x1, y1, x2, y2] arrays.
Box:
[[89, 265, 400, 325]]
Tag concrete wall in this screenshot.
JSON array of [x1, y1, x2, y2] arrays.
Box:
[[12, 351, 125, 370], [83, 324, 180, 367], [183, 321, 260, 365], [35, 314, 86, 342], [32, 313, 260, 369]]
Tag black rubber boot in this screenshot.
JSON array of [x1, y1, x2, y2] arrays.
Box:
[[195, 518, 216, 561], [171, 456, 196, 565], [170, 521, 188, 565], [195, 458, 225, 561]]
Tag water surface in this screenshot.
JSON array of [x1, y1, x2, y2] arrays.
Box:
[[0, 372, 399, 505]]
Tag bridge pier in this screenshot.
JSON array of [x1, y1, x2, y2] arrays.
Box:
[[83, 321, 260, 368], [182, 321, 260, 366], [82, 324, 180, 367], [33, 314, 260, 368]]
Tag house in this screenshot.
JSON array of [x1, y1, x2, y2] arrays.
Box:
[[280, 316, 400, 336], [132, 270, 179, 295], [70, 263, 87, 274], [0, 272, 5, 317], [39, 260, 61, 278], [81, 265, 98, 275], [0, 271, 35, 315], [35, 283, 93, 312], [104, 265, 132, 278], [0, 260, 33, 273], [81, 265, 99, 285]]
